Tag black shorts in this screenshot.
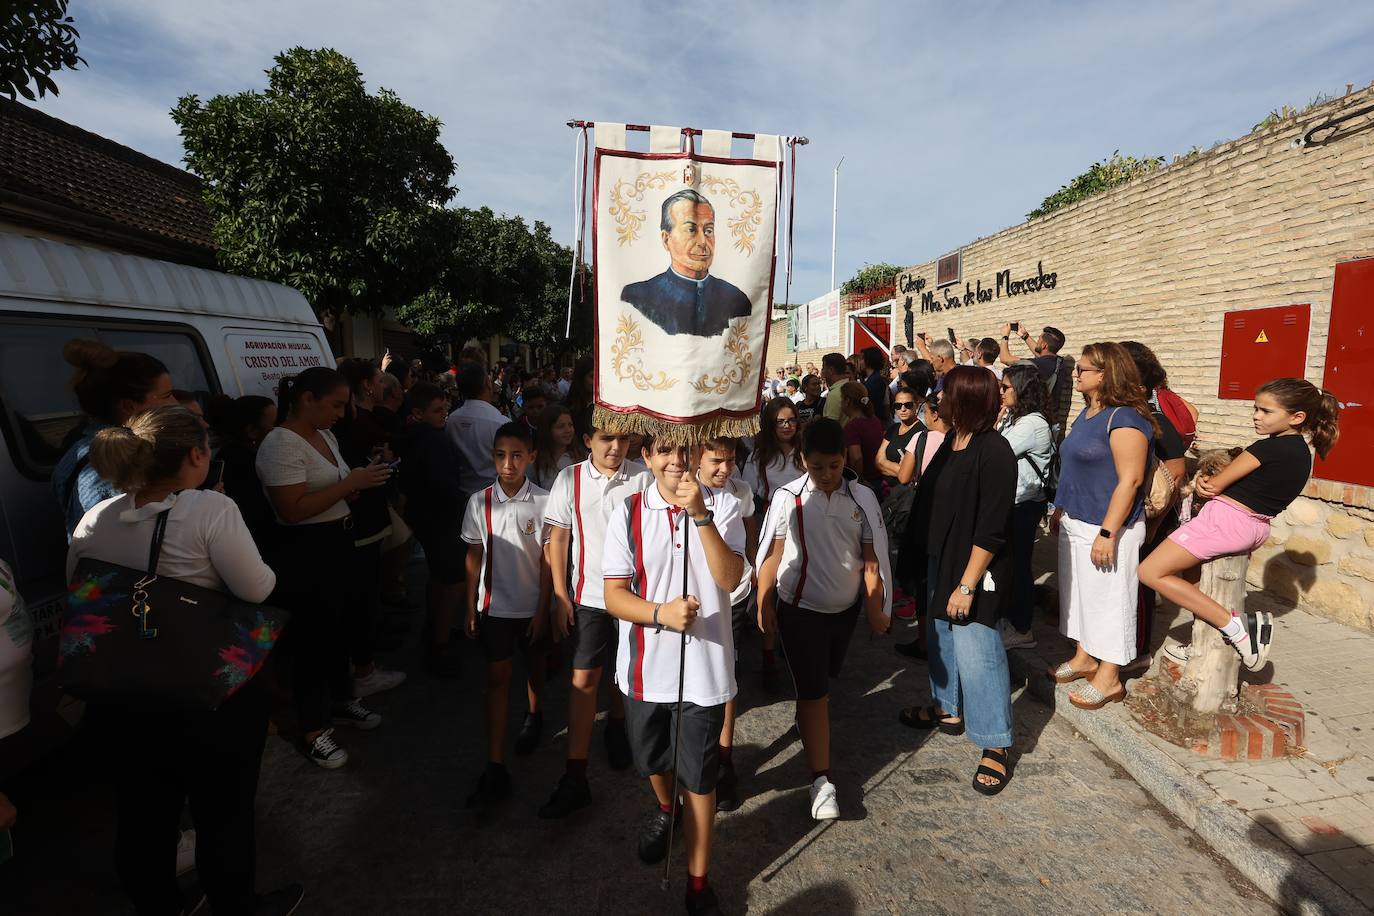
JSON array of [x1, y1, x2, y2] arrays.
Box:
[[776, 599, 860, 701], [571, 606, 618, 670], [622, 696, 726, 795], [479, 615, 548, 663], [731, 591, 754, 665], [412, 523, 466, 585]]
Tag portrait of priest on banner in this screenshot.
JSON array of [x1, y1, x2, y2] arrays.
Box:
[[620, 189, 752, 339]]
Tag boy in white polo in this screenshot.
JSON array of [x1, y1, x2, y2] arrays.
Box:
[[694, 436, 754, 813], [461, 422, 552, 808], [604, 436, 744, 916], [538, 419, 651, 818], [756, 418, 892, 822]]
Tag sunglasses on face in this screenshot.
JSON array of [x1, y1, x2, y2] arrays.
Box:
[[894, 401, 916, 410]]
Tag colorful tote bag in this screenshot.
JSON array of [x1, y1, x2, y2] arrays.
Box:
[[59, 510, 288, 710]]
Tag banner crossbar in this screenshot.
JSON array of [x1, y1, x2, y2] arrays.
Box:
[[566, 120, 808, 145]]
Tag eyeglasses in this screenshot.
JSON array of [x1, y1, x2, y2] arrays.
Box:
[[775, 418, 797, 427], [1072, 365, 1102, 376], [894, 401, 916, 410]]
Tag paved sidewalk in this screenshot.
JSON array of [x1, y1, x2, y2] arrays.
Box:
[[1012, 560, 1374, 915]]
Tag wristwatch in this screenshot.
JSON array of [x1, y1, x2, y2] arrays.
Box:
[[957, 583, 974, 596], [1099, 527, 1115, 539], [692, 509, 715, 528]]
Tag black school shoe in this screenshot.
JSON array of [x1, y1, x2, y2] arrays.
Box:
[[514, 712, 543, 756], [638, 805, 680, 864], [466, 763, 512, 809], [605, 718, 633, 770], [537, 773, 591, 819], [685, 885, 722, 916], [715, 760, 741, 812]]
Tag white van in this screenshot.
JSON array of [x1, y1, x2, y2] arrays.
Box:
[[0, 229, 333, 698]]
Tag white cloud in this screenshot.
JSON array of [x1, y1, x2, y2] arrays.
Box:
[[28, 0, 1374, 302]]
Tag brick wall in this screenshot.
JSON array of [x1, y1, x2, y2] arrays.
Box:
[[890, 85, 1374, 631]]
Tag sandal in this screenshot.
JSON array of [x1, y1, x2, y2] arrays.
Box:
[[1068, 681, 1127, 710], [972, 748, 1012, 796], [898, 705, 965, 736], [1047, 662, 1097, 685]]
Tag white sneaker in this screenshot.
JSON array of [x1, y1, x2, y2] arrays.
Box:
[[308, 729, 349, 769], [332, 698, 382, 730], [1161, 642, 1193, 664], [998, 620, 1038, 650], [353, 667, 406, 697], [809, 775, 839, 821], [175, 828, 196, 876]]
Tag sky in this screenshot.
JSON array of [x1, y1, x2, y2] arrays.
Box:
[[30, 0, 1374, 306]]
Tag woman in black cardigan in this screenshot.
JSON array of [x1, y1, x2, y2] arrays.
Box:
[[898, 366, 1017, 795]]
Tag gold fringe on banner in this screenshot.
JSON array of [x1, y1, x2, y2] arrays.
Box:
[[592, 406, 759, 446]]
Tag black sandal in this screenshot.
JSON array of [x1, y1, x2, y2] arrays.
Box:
[[972, 748, 1012, 796], [898, 705, 964, 736]]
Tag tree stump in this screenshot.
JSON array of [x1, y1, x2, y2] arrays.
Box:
[[1174, 552, 1247, 715]]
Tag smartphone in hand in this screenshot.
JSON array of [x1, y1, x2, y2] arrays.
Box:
[[200, 460, 225, 491], [947, 328, 957, 344], [1010, 321, 1019, 332]]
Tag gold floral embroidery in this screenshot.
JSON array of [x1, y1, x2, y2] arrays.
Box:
[[688, 319, 754, 394], [697, 175, 762, 256], [611, 315, 676, 391], [608, 171, 678, 246]]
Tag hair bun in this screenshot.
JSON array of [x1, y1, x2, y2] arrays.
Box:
[[63, 338, 118, 372]]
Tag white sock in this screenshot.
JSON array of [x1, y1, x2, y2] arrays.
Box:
[[1220, 615, 1247, 644]]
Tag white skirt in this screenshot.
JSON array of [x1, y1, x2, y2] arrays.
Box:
[[1057, 515, 1145, 666]]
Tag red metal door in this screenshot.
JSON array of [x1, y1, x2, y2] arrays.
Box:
[[1316, 258, 1374, 487], [1217, 304, 1311, 399]]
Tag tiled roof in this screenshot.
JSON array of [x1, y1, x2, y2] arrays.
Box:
[[0, 98, 215, 254]]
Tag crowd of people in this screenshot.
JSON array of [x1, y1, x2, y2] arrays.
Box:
[[0, 317, 1341, 916]]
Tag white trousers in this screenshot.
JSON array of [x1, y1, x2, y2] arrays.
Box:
[[1058, 515, 1145, 666]]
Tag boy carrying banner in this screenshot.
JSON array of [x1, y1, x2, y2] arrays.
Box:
[[604, 437, 745, 916]]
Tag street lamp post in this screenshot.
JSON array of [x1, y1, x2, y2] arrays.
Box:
[[831, 156, 844, 292]]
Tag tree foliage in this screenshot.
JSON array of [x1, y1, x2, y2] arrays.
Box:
[[1027, 151, 1164, 220], [1, 0, 85, 101], [841, 262, 902, 296], [172, 47, 456, 319]]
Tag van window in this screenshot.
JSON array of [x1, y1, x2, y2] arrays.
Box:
[[0, 319, 215, 477]]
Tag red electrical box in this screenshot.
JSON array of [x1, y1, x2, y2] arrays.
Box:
[[1217, 304, 1311, 400], [1316, 258, 1374, 488]]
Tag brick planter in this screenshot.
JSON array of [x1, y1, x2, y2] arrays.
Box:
[[1159, 659, 1305, 760]]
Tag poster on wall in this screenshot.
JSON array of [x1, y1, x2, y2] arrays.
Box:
[[805, 289, 841, 349], [593, 147, 778, 437], [791, 301, 808, 352]]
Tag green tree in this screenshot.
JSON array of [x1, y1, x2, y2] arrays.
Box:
[[1, 1, 85, 100], [1027, 151, 1164, 220], [172, 48, 456, 320]]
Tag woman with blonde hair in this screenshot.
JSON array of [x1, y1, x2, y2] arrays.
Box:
[[68, 406, 300, 916], [839, 381, 884, 488], [1048, 343, 1156, 710]]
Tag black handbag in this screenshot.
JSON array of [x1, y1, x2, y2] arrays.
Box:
[[59, 509, 289, 710]]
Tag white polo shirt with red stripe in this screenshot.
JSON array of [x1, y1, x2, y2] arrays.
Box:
[[769, 476, 873, 614], [460, 479, 549, 619], [744, 449, 806, 505], [603, 482, 745, 707], [701, 474, 754, 607], [543, 458, 650, 610]]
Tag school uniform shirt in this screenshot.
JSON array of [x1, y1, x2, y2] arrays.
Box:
[[743, 450, 806, 506], [604, 483, 745, 707], [526, 451, 575, 492], [764, 476, 874, 613], [544, 459, 651, 610], [444, 398, 510, 496], [255, 427, 350, 525], [703, 474, 755, 606], [461, 479, 550, 619]]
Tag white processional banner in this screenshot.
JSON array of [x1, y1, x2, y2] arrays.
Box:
[[593, 142, 779, 440]]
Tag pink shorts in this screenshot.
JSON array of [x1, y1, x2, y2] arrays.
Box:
[[1168, 498, 1271, 562]]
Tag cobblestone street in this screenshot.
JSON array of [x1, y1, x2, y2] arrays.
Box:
[[6, 584, 1278, 915]]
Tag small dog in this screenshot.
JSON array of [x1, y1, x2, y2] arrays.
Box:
[[1180, 446, 1244, 522]]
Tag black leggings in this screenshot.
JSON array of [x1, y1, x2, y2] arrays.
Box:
[[271, 520, 354, 734], [97, 677, 270, 916], [347, 538, 382, 670]]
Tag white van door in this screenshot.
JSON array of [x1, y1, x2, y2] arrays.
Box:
[[221, 328, 332, 399]]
